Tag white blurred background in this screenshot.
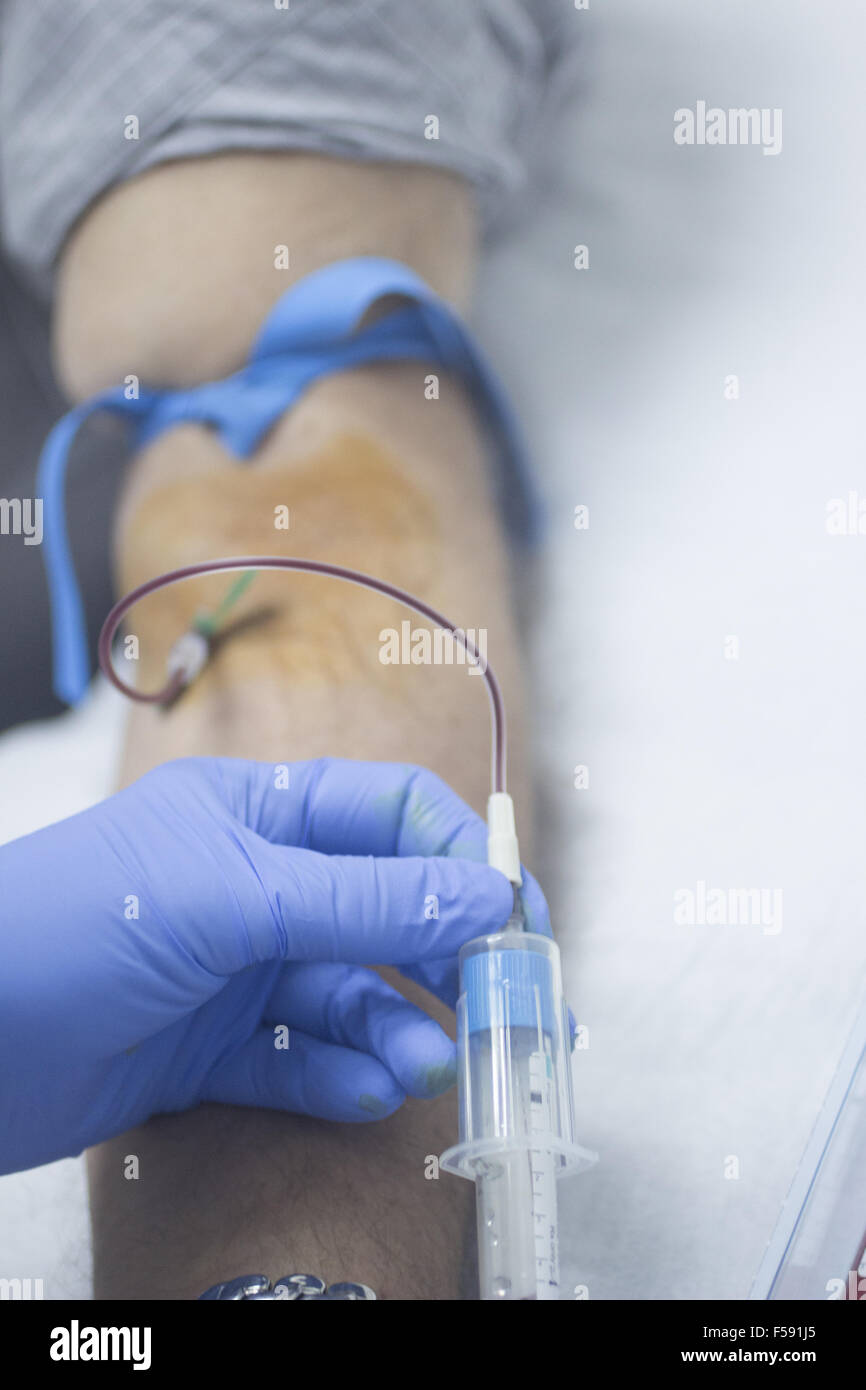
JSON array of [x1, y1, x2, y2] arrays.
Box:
[[2, 0, 865, 1299]]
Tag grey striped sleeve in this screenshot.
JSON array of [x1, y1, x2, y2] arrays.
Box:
[[0, 0, 580, 293]]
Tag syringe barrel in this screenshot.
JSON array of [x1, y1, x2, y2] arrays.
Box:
[[440, 929, 591, 1299], [447, 930, 578, 1164]]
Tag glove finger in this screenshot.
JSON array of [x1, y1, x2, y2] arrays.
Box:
[[264, 963, 456, 1099], [245, 841, 514, 965], [398, 957, 460, 1011], [208, 757, 494, 858], [244, 755, 552, 937], [200, 1026, 406, 1122], [397, 861, 552, 1005], [517, 869, 552, 938]]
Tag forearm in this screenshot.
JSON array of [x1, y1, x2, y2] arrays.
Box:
[[56, 154, 530, 1299]]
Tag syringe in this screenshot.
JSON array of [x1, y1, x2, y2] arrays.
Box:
[[441, 794, 595, 1300]]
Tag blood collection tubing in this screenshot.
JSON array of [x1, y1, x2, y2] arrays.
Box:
[[98, 555, 594, 1299], [98, 556, 506, 795]]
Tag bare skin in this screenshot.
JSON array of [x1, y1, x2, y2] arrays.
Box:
[[55, 153, 531, 1300]]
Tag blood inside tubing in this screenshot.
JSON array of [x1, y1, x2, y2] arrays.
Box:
[[97, 555, 508, 796]]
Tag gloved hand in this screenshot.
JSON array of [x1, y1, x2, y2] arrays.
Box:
[[0, 756, 549, 1175]]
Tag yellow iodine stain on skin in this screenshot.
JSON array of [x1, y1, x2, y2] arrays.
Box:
[[116, 431, 442, 696]]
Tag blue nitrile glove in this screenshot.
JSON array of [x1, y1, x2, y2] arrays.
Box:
[[0, 757, 550, 1175]]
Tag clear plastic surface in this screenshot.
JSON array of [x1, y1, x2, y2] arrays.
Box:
[[440, 929, 595, 1300], [750, 995, 866, 1301]]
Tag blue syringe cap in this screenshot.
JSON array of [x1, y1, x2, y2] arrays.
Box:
[[463, 946, 556, 1035]]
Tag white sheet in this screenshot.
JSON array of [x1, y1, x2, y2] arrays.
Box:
[[2, 0, 864, 1300]]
